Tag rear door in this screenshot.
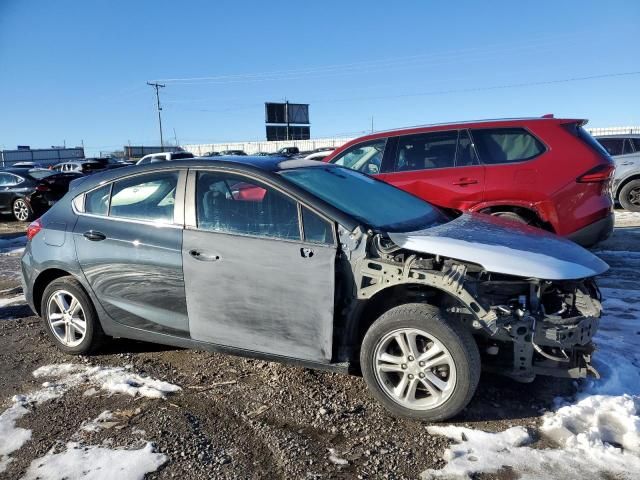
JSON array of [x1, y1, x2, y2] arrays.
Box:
[[73, 169, 189, 336], [377, 130, 485, 210], [471, 127, 547, 205], [182, 169, 337, 362]]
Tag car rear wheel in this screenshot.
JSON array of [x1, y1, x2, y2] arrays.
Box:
[[41, 277, 104, 355], [12, 198, 32, 222], [360, 303, 480, 422], [619, 179, 640, 212]]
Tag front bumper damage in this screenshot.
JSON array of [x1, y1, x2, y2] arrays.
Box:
[[356, 246, 603, 381]]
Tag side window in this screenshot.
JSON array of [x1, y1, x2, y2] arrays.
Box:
[[471, 128, 545, 164], [196, 172, 300, 241], [622, 138, 633, 155], [0, 174, 16, 186], [332, 139, 386, 174], [109, 171, 178, 222], [597, 138, 624, 156], [632, 138, 640, 152], [395, 131, 457, 172], [302, 207, 333, 245], [84, 184, 111, 215], [456, 130, 478, 167]]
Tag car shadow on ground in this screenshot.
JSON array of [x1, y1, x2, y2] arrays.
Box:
[[93, 337, 180, 356], [456, 372, 575, 423]]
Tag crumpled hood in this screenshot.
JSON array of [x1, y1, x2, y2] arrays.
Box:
[[388, 213, 609, 280]]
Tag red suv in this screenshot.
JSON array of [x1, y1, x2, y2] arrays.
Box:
[[325, 117, 615, 246]]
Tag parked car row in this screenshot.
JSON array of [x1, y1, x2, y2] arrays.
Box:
[[0, 168, 82, 221]]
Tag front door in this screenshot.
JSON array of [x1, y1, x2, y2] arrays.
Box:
[[73, 169, 189, 336], [182, 169, 337, 362]]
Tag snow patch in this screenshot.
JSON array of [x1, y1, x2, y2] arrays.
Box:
[[423, 278, 640, 478], [0, 235, 26, 256], [0, 294, 25, 308], [0, 363, 179, 473], [422, 424, 640, 480], [0, 404, 31, 473], [22, 442, 167, 480], [33, 363, 182, 399]]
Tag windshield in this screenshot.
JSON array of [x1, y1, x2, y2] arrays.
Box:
[[280, 166, 447, 232]]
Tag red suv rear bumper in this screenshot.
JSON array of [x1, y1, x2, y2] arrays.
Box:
[[566, 211, 614, 247]]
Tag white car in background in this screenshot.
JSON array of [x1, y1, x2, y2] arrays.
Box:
[[136, 151, 194, 165], [303, 147, 336, 161]]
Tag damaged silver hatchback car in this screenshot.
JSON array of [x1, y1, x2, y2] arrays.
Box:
[[21, 157, 608, 421]]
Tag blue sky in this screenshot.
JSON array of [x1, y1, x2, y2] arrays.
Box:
[[0, 0, 638, 155]]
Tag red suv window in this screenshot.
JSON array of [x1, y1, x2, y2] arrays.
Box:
[[470, 128, 545, 164]]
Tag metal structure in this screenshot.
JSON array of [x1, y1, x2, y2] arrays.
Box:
[[265, 102, 310, 141], [0, 147, 84, 167], [183, 136, 351, 156]]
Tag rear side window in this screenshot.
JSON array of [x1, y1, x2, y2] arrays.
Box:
[[331, 139, 386, 174], [632, 139, 640, 152], [109, 171, 178, 222], [471, 128, 545, 164], [598, 138, 625, 156], [84, 184, 111, 215], [395, 131, 457, 171]]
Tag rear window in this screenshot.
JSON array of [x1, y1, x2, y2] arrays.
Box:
[[171, 152, 194, 160], [471, 128, 545, 164]]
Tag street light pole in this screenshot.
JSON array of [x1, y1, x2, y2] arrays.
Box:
[[147, 82, 166, 151]]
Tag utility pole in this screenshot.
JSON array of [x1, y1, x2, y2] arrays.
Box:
[[285, 100, 290, 141], [147, 82, 166, 151]]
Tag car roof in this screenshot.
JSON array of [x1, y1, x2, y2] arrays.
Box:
[[69, 156, 332, 190]]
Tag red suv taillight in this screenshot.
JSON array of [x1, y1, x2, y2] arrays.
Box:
[[577, 164, 615, 183], [26, 219, 43, 241], [35, 184, 50, 192]]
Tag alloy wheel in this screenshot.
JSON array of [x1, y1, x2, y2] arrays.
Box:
[[47, 290, 87, 347], [373, 328, 456, 410], [13, 199, 30, 221], [628, 187, 640, 207]]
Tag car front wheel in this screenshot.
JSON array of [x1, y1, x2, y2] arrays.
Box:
[[360, 303, 480, 422], [619, 179, 640, 212], [41, 277, 104, 355]]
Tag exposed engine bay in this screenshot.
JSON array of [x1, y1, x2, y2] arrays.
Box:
[[345, 230, 603, 380]]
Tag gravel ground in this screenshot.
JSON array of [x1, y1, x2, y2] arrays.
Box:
[[0, 210, 638, 480]]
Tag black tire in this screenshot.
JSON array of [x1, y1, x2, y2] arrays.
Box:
[[619, 179, 640, 212], [41, 276, 105, 355], [12, 197, 33, 222], [360, 303, 480, 422]]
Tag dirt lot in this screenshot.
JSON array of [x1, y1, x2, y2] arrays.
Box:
[[1, 211, 638, 479]]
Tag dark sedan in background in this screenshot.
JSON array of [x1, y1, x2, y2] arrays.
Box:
[[0, 168, 81, 221]]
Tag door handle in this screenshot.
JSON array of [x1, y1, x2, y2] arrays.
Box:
[[452, 178, 479, 186], [83, 230, 106, 241], [189, 249, 220, 262], [300, 247, 314, 258]]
